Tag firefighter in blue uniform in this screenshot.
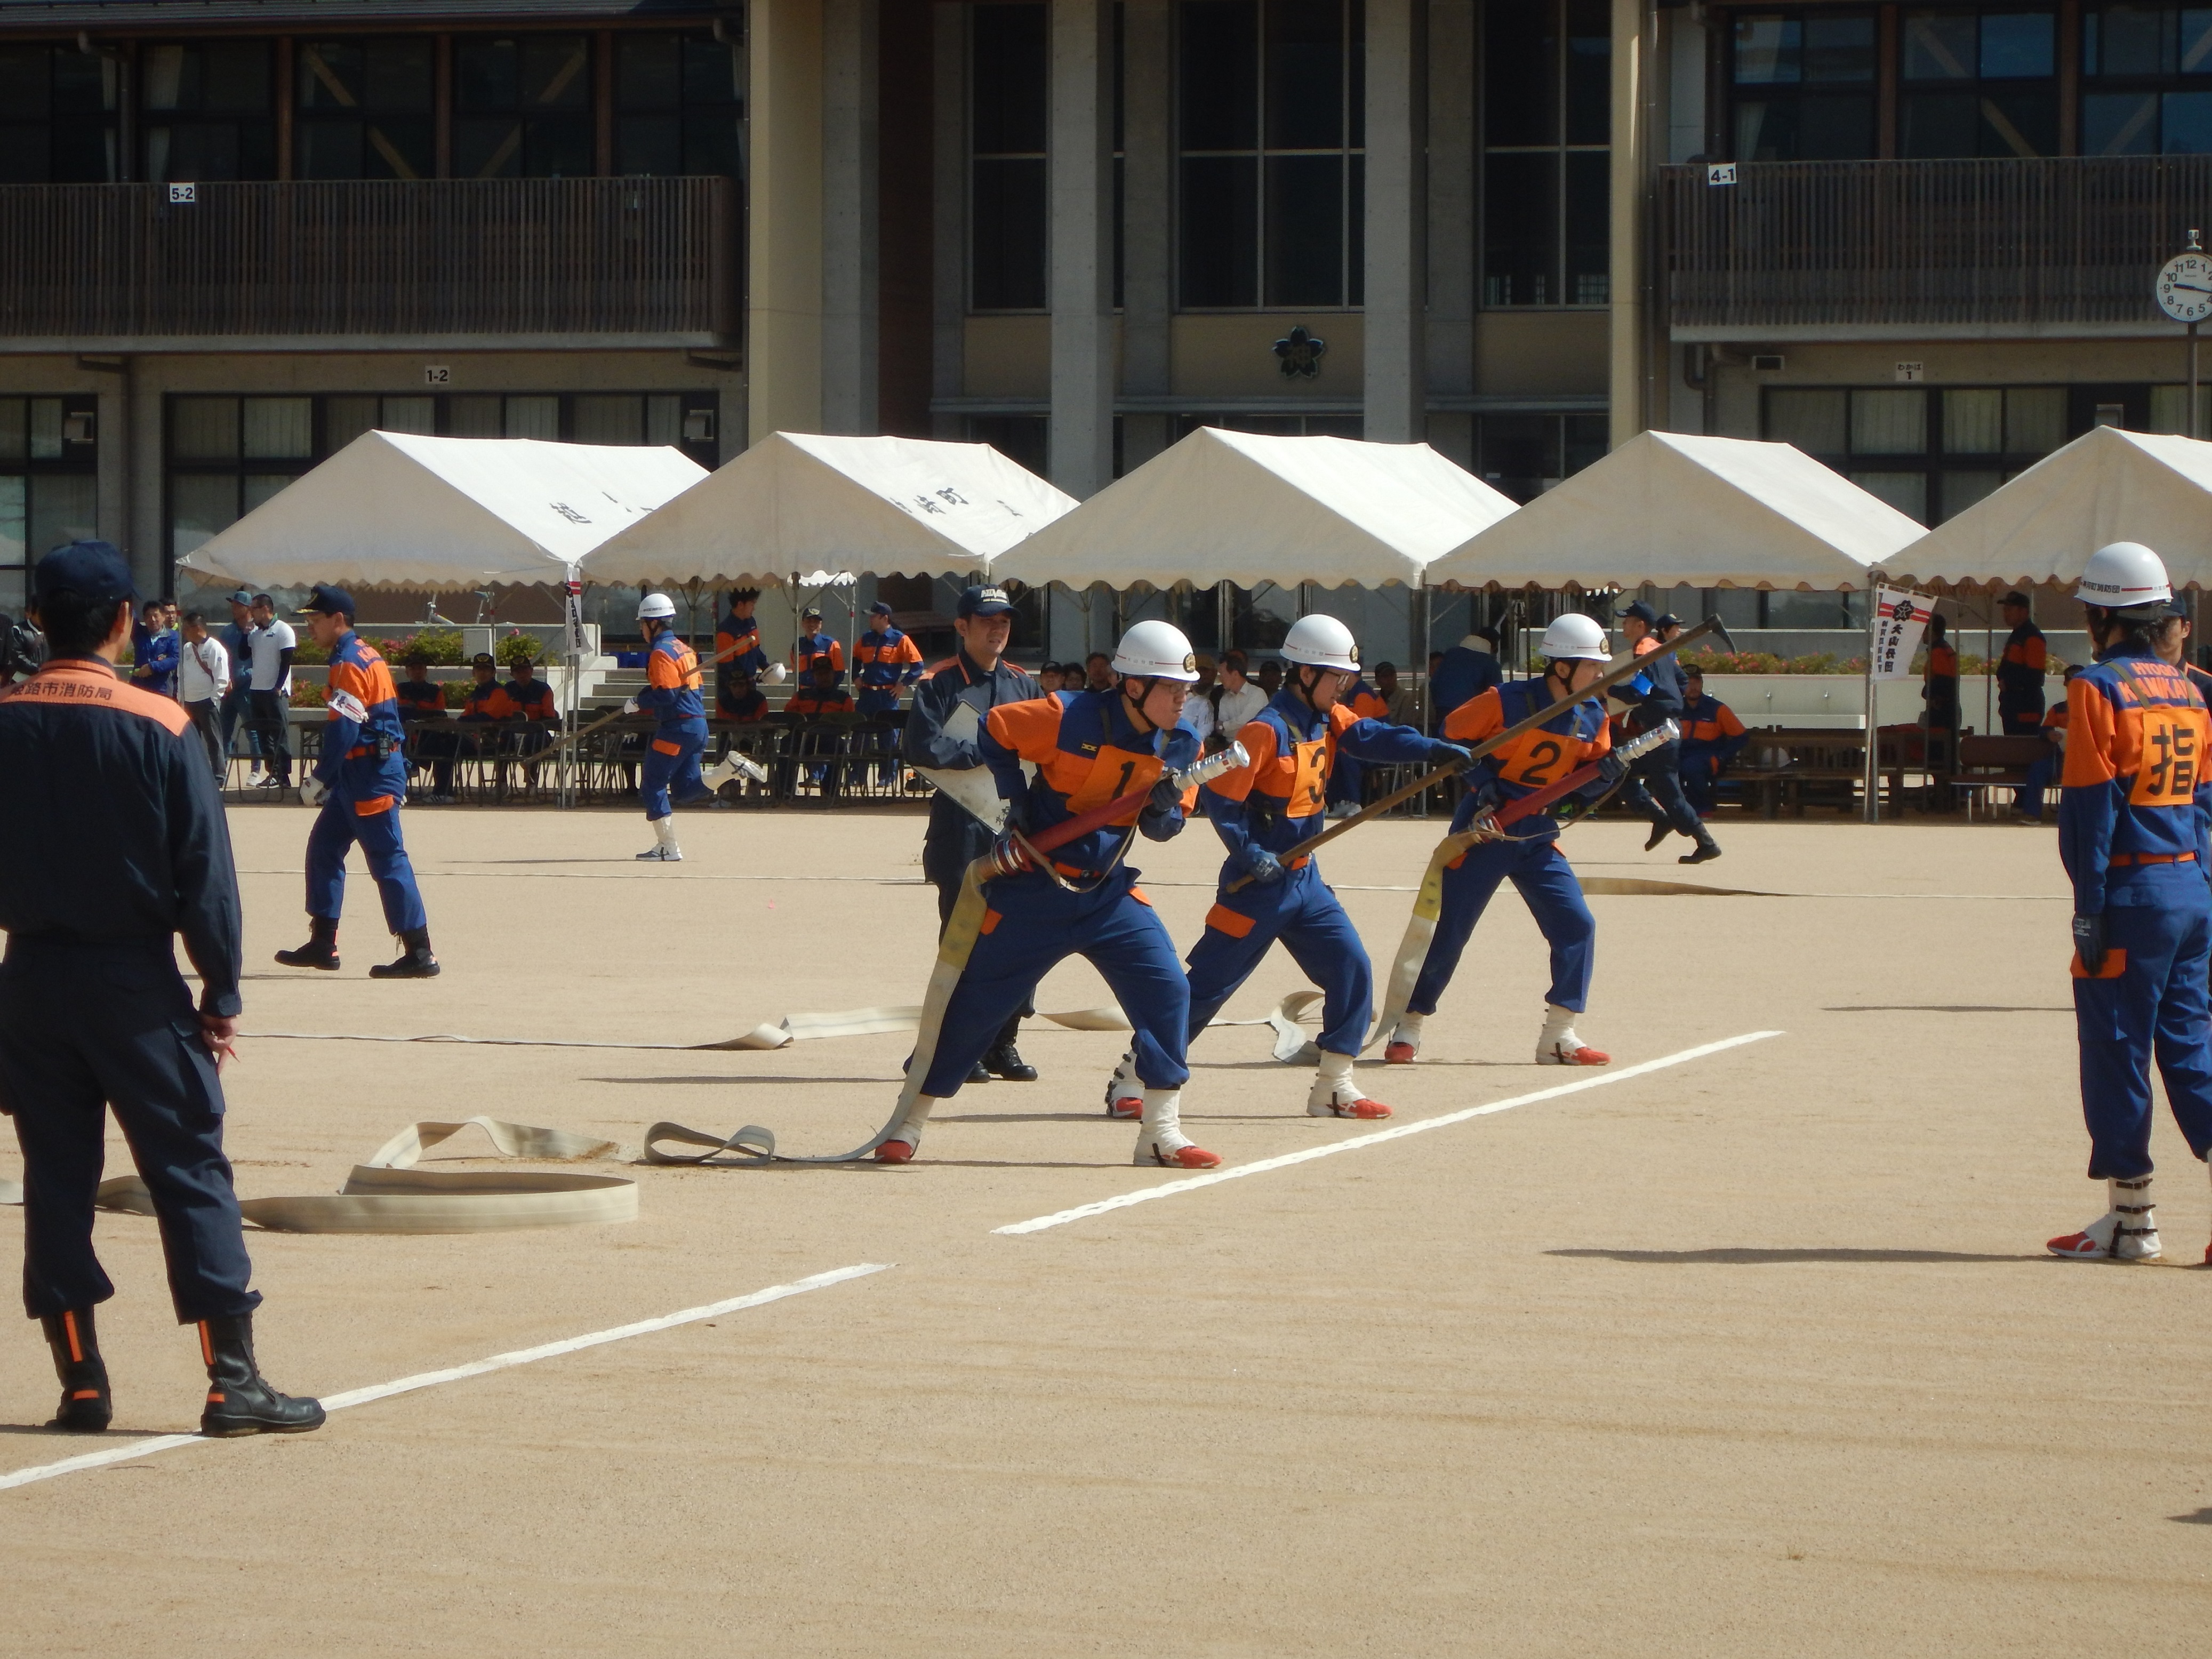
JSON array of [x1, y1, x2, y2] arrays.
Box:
[[1677, 666, 1750, 813], [1105, 614, 1466, 1124], [629, 591, 714, 862], [274, 585, 437, 977], [879, 620, 1213, 1167], [1385, 613, 1626, 1069], [0, 541, 322, 1437], [1614, 600, 1721, 863], [714, 588, 771, 717], [901, 586, 1042, 1083], [2045, 542, 2212, 1263]]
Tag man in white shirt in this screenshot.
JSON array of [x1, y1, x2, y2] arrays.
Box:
[[1212, 650, 1268, 736], [1184, 654, 1218, 750], [176, 611, 230, 780], [245, 594, 295, 791]]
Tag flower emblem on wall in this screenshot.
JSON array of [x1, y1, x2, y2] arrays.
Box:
[[1273, 326, 1327, 380]]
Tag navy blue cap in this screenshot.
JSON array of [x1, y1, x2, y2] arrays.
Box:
[[298, 583, 356, 619], [1655, 612, 1681, 630], [869, 600, 894, 617], [227, 588, 254, 606], [1622, 600, 1659, 625], [957, 584, 1015, 619], [34, 540, 135, 608]]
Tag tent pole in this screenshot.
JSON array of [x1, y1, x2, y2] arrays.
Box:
[[560, 567, 583, 811], [1862, 575, 1879, 825]]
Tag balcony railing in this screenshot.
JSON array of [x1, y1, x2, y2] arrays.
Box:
[[0, 177, 738, 343], [1661, 156, 2212, 334]]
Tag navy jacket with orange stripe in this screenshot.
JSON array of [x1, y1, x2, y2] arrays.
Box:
[[0, 657, 243, 1015], [1446, 679, 1614, 841], [505, 674, 559, 722], [313, 630, 409, 805], [980, 688, 1199, 873], [2059, 641, 2212, 913], [636, 631, 704, 725], [1204, 688, 1445, 862]]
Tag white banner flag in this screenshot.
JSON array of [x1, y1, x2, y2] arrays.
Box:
[[564, 578, 588, 659], [1870, 587, 1935, 682]]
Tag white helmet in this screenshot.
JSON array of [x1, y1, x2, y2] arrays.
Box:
[[2077, 541, 2175, 613], [1281, 614, 1361, 672], [1540, 613, 1610, 663], [1110, 618, 1200, 682], [637, 592, 677, 621], [762, 661, 788, 685]]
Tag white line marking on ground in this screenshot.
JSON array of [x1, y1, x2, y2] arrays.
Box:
[[994, 1032, 1783, 1236], [0, 1262, 891, 1495]]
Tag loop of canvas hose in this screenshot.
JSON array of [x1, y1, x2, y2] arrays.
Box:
[[0, 1118, 638, 1235], [1364, 830, 1484, 1055]]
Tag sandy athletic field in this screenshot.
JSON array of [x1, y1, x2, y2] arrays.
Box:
[[1, 803, 2206, 1655]]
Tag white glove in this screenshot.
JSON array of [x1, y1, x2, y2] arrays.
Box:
[[300, 775, 327, 807], [622, 697, 640, 716]]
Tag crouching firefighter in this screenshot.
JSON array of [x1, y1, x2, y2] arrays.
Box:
[[2046, 540, 2212, 1263], [275, 585, 437, 977], [1383, 612, 1625, 1067], [1102, 614, 1469, 1123], [879, 621, 1220, 1169]]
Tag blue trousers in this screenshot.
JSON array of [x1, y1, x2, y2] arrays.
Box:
[[1680, 744, 1723, 812], [0, 941, 259, 1322], [2074, 871, 2212, 1180], [1617, 740, 1701, 836], [307, 795, 428, 934], [641, 718, 709, 820], [1410, 834, 1595, 1015], [923, 868, 1189, 1097], [2018, 749, 2059, 818], [1185, 859, 1371, 1055]]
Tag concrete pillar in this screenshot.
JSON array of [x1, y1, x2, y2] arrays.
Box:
[[1364, 0, 1426, 444], [1120, 0, 1174, 472], [130, 362, 162, 592], [748, 0, 825, 444], [1608, 0, 1649, 448], [1426, 0, 1477, 468], [930, 2, 966, 437], [821, 0, 880, 434], [1048, 0, 1115, 498]]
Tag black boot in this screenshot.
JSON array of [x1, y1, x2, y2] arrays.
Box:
[[1680, 832, 1724, 865], [368, 926, 439, 979], [982, 1041, 1038, 1082], [966, 1057, 992, 1084], [197, 1313, 324, 1437], [1642, 820, 1671, 852], [41, 1308, 110, 1433], [274, 916, 340, 971]]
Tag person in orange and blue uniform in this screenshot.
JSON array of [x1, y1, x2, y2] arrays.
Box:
[[393, 651, 456, 804], [1923, 613, 1960, 772], [273, 586, 437, 979], [715, 588, 771, 716], [1145, 614, 1466, 1125], [457, 652, 518, 724], [1995, 590, 2048, 736], [2045, 542, 2212, 1264], [719, 669, 769, 723], [787, 660, 856, 718], [627, 592, 714, 861], [1320, 667, 1396, 814], [1677, 666, 1749, 814], [2016, 672, 2075, 823], [503, 651, 558, 770], [875, 620, 1217, 1171], [1385, 613, 1626, 1070], [791, 606, 844, 680], [854, 599, 925, 715]]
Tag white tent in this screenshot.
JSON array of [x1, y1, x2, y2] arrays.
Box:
[[1894, 426, 2212, 590], [180, 430, 708, 591], [581, 431, 1076, 585], [1427, 430, 1922, 592], [991, 428, 1518, 590]]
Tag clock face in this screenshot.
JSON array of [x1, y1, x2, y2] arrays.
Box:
[[2158, 252, 2212, 323]]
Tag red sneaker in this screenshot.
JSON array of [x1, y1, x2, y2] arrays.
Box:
[[873, 1139, 916, 1164], [1135, 1139, 1221, 1169], [1384, 1041, 1417, 1064]]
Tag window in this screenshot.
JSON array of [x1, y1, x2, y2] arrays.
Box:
[[615, 33, 744, 176], [294, 39, 434, 180], [1178, 0, 1366, 310], [454, 36, 594, 179], [1730, 11, 1879, 160], [1900, 8, 2059, 157], [0, 45, 118, 182], [2082, 4, 2212, 153], [142, 40, 278, 181], [1474, 412, 1608, 501], [1482, 0, 1608, 308], [0, 398, 100, 614], [971, 4, 1051, 310], [1764, 383, 2071, 524]]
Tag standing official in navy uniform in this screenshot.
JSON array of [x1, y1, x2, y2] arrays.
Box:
[[0, 541, 322, 1438], [901, 584, 1041, 1083]]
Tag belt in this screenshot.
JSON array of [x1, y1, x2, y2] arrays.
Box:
[[2110, 851, 2198, 867], [1053, 861, 1109, 880]]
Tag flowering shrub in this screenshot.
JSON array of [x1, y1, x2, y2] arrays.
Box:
[[494, 629, 544, 666], [365, 628, 464, 666], [290, 679, 327, 708]]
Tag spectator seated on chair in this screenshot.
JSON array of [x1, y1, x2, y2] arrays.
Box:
[[719, 668, 770, 723], [786, 661, 855, 719], [1678, 667, 1750, 814], [454, 651, 519, 786], [504, 652, 559, 759], [394, 652, 457, 803]]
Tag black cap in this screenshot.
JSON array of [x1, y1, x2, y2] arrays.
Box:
[[2003, 590, 2031, 608], [298, 583, 356, 620], [957, 584, 1015, 619], [869, 600, 894, 617], [471, 652, 496, 669], [1623, 600, 1659, 625], [34, 540, 135, 608]]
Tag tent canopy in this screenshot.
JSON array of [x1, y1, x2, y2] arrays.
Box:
[[1893, 426, 2212, 590], [179, 431, 708, 592], [991, 428, 1518, 590], [581, 431, 1076, 585], [1427, 430, 1921, 592]]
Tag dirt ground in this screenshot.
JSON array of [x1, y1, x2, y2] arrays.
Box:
[[1, 799, 2206, 1656]]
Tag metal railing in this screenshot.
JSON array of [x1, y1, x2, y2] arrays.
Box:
[[0, 177, 738, 340], [1661, 156, 2212, 331]]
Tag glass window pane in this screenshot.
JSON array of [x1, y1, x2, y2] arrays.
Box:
[[680, 108, 743, 176], [0, 476, 23, 566], [1901, 91, 1980, 155], [1767, 387, 1849, 452], [1485, 0, 1558, 145], [2086, 91, 2161, 153], [2096, 3, 2174, 76], [364, 38, 432, 110], [1943, 388, 2005, 453], [973, 156, 1049, 308], [170, 473, 237, 558], [1805, 14, 1877, 81], [454, 118, 521, 178], [379, 396, 436, 435], [1982, 12, 2055, 78], [974, 4, 1050, 152], [682, 37, 742, 105], [1735, 15, 1801, 83], [363, 119, 431, 179], [1476, 413, 1562, 501], [505, 396, 560, 439], [646, 395, 683, 446], [1565, 150, 1609, 303], [1984, 89, 2057, 155], [297, 41, 362, 109], [2165, 89, 2212, 149], [521, 37, 591, 109], [1182, 1, 1259, 150], [447, 395, 503, 438], [0, 46, 50, 119], [295, 122, 364, 179], [241, 396, 312, 460], [1767, 591, 1850, 627], [1736, 98, 1798, 161], [325, 395, 378, 449], [2147, 383, 2212, 433], [523, 116, 592, 178], [30, 475, 97, 555], [573, 395, 643, 445], [1180, 156, 1260, 305], [456, 39, 518, 110], [1483, 150, 1558, 306], [617, 115, 682, 175], [1850, 470, 1929, 523], [201, 41, 272, 112], [1263, 154, 1342, 306], [1903, 12, 1978, 79], [1852, 389, 1928, 452], [1265, 0, 1343, 149], [2006, 387, 2067, 452], [28, 399, 62, 460], [171, 397, 239, 461], [1800, 93, 1878, 157], [1565, 0, 1612, 143], [1939, 471, 2005, 520], [2188, 8, 2212, 71], [242, 473, 295, 514], [0, 399, 23, 460], [618, 35, 682, 110]]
